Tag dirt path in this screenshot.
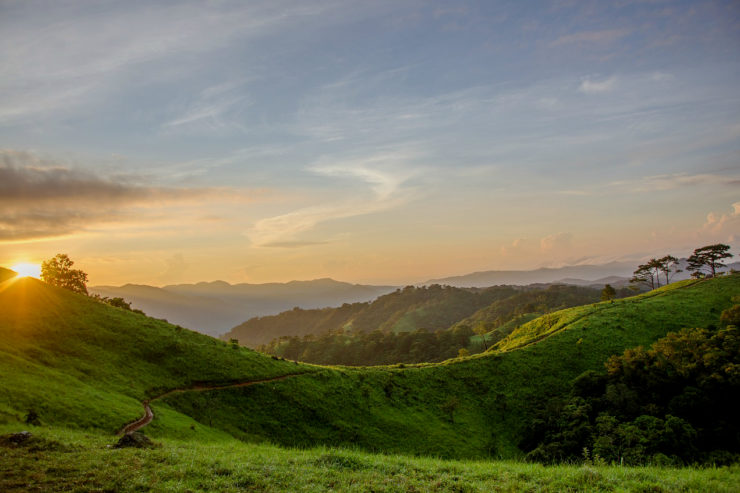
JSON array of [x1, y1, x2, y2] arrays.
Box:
[[118, 373, 307, 435]]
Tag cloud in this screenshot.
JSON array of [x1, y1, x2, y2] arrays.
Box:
[[500, 238, 535, 257], [579, 77, 617, 94], [0, 1, 381, 123], [162, 80, 253, 133], [703, 201, 740, 237], [610, 173, 740, 193], [0, 150, 252, 241], [247, 152, 420, 246], [540, 232, 574, 252], [551, 29, 631, 46]]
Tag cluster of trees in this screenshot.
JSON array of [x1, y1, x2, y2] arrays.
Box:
[[257, 284, 626, 365], [41, 254, 141, 313], [453, 284, 632, 343], [229, 284, 523, 346], [259, 325, 475, 365], [40, 254, 88, 294], [522, 301, 740, 465], [630, 255, 681, 290], [630, 244, 733, 290]]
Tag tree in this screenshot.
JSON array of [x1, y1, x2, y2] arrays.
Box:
[[601, 284, 616, 301], [473, 324, 490, 351], [630, 262, 660, 290], [687, 244, 733, 278], [40, 254, 88, 294], [631, 256, 682, 290], [656, 255, 681, 285]]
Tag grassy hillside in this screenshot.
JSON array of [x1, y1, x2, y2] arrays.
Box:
[[2, 425, 738, 492], [454, 284, 619, 340], [1, 274, 737, 460], [225, 284, 520, 347], [164, 276, 739, 457], [254, 284, 629, 366], [0, 276, 310, 433]]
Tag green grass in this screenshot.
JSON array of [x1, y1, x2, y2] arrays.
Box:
[[1, 425, 738, 492], [157, 275, 740, 458], [0, 277, 313, 433], [1, 274, 738, 460]]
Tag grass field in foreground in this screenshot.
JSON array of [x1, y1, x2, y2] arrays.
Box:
[[1, 425, 738, 493]]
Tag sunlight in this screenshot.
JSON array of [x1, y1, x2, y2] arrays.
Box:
[[11, 262, 42, 279]]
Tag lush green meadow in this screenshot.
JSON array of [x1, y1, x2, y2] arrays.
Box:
[[1, 425, 738, 493], [159, 276, 739, 457], [0, 275, 312, 433], [1, 271, 739, 490]]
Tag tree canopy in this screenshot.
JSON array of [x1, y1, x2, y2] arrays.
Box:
[[630, 256, 681, 290], [687, 244, 733, 278], [40, 254, 88, 295]]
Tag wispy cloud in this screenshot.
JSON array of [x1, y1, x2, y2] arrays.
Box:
[[163, 80, 253, 132], [248, 152, 421, 247], [551, 29, 631, 46], [0, 1, 371, 123], [609, 172, 740, 193], [579, 76, 617, 94]]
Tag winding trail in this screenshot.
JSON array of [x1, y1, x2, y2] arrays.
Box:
[[118, 373, 308, 435]]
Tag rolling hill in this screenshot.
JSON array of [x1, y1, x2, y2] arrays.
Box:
[[224, 284, 522, 347], [2, 270, 737, 459]]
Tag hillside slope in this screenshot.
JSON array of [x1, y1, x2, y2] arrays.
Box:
[[1, 274, 737, 458], [0, 277, 309, 433], [175, 276, 739, 457], [225, 284, 521, 347]]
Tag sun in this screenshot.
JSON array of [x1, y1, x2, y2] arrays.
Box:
[[11, 263, 42, 279]]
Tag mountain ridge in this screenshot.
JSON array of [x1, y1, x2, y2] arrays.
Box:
[[89, 278, 396, 336]]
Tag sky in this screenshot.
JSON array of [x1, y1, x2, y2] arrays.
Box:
[[1, 0, 739, 286]]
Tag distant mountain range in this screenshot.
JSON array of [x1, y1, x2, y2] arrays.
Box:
[[88, 258, 740, 337], [89, 279, 395, 337], [422, 259, 740, 288]]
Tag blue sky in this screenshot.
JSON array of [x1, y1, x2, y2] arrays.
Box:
[[1, 0, 739, 285]]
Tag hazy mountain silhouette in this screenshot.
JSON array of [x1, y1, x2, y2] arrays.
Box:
[[90, 278, 395, 337], [423, 259, 739, 288]]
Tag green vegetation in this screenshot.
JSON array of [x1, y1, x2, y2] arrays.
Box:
[[0, 277, 311, 433], [0, 272, 738, 476], [630, 256, 682, 290], [40, 253, 89, 294], [687, 243, 734, 278], [259, 325, 475, 365], [2, 425, 738, 493], [254, 284, 628, 365], [225, 284, 521, 346], [523, 324, 740, 465], [162, 277, 739, 458]]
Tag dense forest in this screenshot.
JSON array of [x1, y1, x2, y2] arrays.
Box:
[[256, 284, 636, 365], [228, 284, 521, 346], [521, 300, 740, 466]]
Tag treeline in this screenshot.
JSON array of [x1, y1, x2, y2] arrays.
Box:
[[257, 284, 632, 365], [522, 301, 740, 466], [228, 284, 521, 347], [454, 284, 634, 341], [260, 325, 475, 366]]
